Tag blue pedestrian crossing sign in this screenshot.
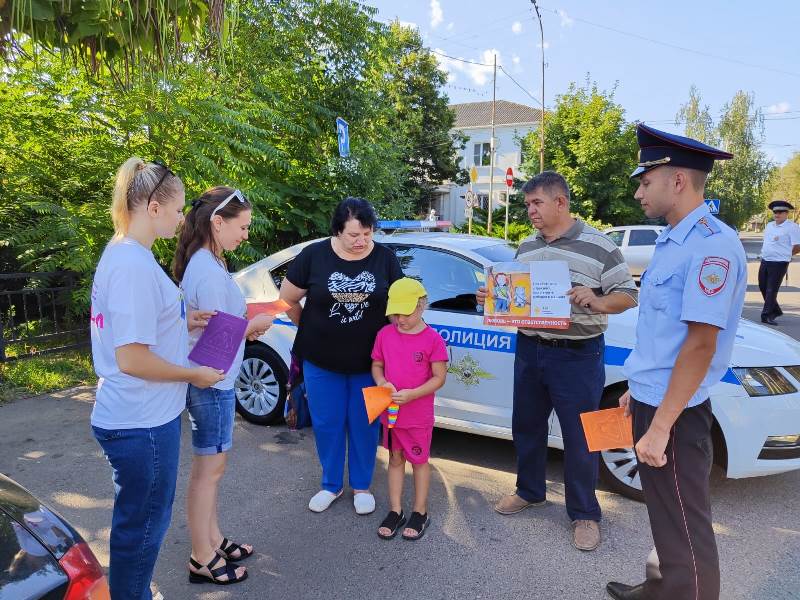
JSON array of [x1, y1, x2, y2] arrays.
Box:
[[705, 198, 720, 214], [336, 117, 350, 158]]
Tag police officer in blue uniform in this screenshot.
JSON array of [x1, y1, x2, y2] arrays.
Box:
[[606, 124, 747, 600]]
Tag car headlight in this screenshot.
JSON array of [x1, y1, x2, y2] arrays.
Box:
[[732, 367, 796, 397], [782, 365, 800, 384]]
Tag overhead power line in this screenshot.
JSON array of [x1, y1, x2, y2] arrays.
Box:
[[537, 6, 800, 79]]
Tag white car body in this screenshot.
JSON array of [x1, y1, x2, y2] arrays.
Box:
[[234, 232, 800, 495], [603, 225, 664, 279]]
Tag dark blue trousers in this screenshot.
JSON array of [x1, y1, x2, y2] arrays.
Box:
[[512, 333, 604, 522]]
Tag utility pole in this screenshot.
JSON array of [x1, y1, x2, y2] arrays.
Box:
[[487, 53, 497, 233], [531, 0, 545, 172]]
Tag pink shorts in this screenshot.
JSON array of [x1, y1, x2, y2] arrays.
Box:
[[382, 426, 432, 464]]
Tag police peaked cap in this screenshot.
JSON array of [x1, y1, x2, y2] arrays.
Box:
[[768, 200, 795, 211], [631, 123, 733, 178]]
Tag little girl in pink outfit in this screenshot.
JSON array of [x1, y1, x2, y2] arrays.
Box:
[[371, 278, 448, 541]]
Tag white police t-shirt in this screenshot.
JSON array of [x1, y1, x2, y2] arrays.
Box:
[[182, 248, 247, 390], [90, 238, 188, 429], [761, 220, 800, 262]]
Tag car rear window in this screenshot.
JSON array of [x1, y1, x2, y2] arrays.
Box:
[[628, 229, 659, 246], [0, 512, 68, 598]]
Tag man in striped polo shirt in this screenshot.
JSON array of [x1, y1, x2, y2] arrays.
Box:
[[479, 170, 638, 551]]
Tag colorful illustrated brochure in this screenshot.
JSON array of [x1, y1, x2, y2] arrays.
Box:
[[363, 386, 393, 424], [580, 406, 634, 452], [188, 311, 249, 373], [246, 299, 291, 320], [484, 261, 571, 328]]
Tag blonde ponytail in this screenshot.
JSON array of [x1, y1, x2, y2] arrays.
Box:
[[110, 157, 184, 239]]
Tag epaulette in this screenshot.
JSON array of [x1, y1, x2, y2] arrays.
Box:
[[694, 216, 720, 237]]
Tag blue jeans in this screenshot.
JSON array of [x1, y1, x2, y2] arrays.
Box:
[[93, 415, 181, 600], [512, 333, 605, 522], [186, 385, 235, 455], [303, 361, 380, 492]]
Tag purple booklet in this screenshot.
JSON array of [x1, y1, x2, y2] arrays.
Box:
[[188, 311, 249, 373]]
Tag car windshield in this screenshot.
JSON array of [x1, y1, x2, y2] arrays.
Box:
[[472, 243, 518, 262]]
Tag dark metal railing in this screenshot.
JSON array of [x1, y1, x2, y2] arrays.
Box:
[[0, 272, 88, 362]]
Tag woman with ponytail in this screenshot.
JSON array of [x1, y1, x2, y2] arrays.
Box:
[[173, 186, 272, 586], [90, 158, 225, 600]]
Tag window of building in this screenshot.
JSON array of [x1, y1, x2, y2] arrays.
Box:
[[473, 142, 491, 166]]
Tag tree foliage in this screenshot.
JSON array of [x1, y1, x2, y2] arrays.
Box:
[[519, 81, 641, 225], [677, 88, 772, 229], [764, 153, 800, 207], [0, 0, 462, 313], [0, 0, 237, 78]]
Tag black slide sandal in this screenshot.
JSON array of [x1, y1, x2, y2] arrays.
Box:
[[188, 555, 248, 585], [377, 510, 406, 540], [402, 512, 430, 541]]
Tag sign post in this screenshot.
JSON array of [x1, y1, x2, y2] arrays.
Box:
[[336, 117, 350, 158], [468, 166, 479, 235], [504, 167, 513, 240]]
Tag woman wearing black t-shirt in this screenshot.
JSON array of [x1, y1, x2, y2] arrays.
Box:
[[280, 198, 403, 515]]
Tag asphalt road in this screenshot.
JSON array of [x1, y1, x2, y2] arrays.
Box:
[[1, 233, 798, 600]]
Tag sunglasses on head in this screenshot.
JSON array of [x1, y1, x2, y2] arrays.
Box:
[[146, 160, 175, 206], [210, 189, 247, 221]]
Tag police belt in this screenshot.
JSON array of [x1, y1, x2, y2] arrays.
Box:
[[526, 334, 598, 349]]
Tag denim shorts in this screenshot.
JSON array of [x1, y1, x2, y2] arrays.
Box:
[[186, 385, 236, 455]]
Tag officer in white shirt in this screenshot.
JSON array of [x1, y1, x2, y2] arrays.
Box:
[[759, 200, 800, 325]]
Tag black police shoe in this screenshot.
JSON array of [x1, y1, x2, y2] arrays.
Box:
[[761, 316, 778, 325], [606, 581, 650, 600]]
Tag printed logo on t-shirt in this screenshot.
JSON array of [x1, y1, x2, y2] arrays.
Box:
[[179, 292, 186, 320], [413, 351, 424, 363], [90, 306, 104, 329], [412, 446, 422, 456], [328, 271, 376, 324]]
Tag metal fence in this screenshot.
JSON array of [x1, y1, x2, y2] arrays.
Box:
[[0, 272, 88, 362]]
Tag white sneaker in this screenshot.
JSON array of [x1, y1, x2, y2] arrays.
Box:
[[353, 491, 375, 515], [308, 489, 342, 513]]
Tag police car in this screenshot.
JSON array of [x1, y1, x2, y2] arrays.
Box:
[[233, 231, 800, 501]]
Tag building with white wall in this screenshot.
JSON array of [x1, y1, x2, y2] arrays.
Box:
[[431, 100, 542, 226]]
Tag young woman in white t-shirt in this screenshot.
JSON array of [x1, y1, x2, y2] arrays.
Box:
[[173, 186, 273, 586], [90, 158, 225, 600]]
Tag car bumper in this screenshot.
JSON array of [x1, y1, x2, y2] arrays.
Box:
[[713, 384, 800, 478]]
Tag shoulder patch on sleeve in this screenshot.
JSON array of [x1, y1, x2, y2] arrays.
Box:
[[695, 216, 721, 237], [698, 256, 730, 296]]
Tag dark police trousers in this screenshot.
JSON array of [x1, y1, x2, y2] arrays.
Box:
[[512, 332, 604, 521], [758, 259, 789, 319], [632, 398, 719, 600]]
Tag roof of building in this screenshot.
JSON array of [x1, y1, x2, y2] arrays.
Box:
[[450, 100, 542, 129]]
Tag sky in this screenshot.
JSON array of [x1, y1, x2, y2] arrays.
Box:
[[364, 0, 800, 166]]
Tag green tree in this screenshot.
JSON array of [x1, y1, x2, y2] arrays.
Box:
[[367, 21, 467, 216], [711, 91, 772, 228], [0, 0, 465, 313], [763, 153, 800, 206], [519, 81, 641, 225], [0, 0, 236, 78], [676, 85, 716, 145]]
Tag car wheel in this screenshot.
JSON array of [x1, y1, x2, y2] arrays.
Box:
[[234, 343, 287, 425], [598, 386, 645, 502]]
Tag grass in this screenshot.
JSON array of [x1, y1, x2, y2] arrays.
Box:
[[0, 349, 95, 403]]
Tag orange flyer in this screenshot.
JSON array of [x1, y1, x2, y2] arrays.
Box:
[[580, 406, 634, 452], [363, 386, 392, 424], [246, 300, 291, 320]]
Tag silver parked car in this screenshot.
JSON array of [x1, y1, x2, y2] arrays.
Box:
[[603, 225, 664, 279]]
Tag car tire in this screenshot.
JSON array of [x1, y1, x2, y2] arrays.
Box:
[[234, 343, 288, 425], [598, 386, 646, 502]]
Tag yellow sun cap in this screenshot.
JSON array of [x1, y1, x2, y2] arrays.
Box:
[[385, 277, 427, 316]]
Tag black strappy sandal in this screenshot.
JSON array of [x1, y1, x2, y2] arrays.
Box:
[[217, 537, 253, 561], [377, 510, 406, 540], [188, 554, 248, 585], [402, 512, 430, 541]]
